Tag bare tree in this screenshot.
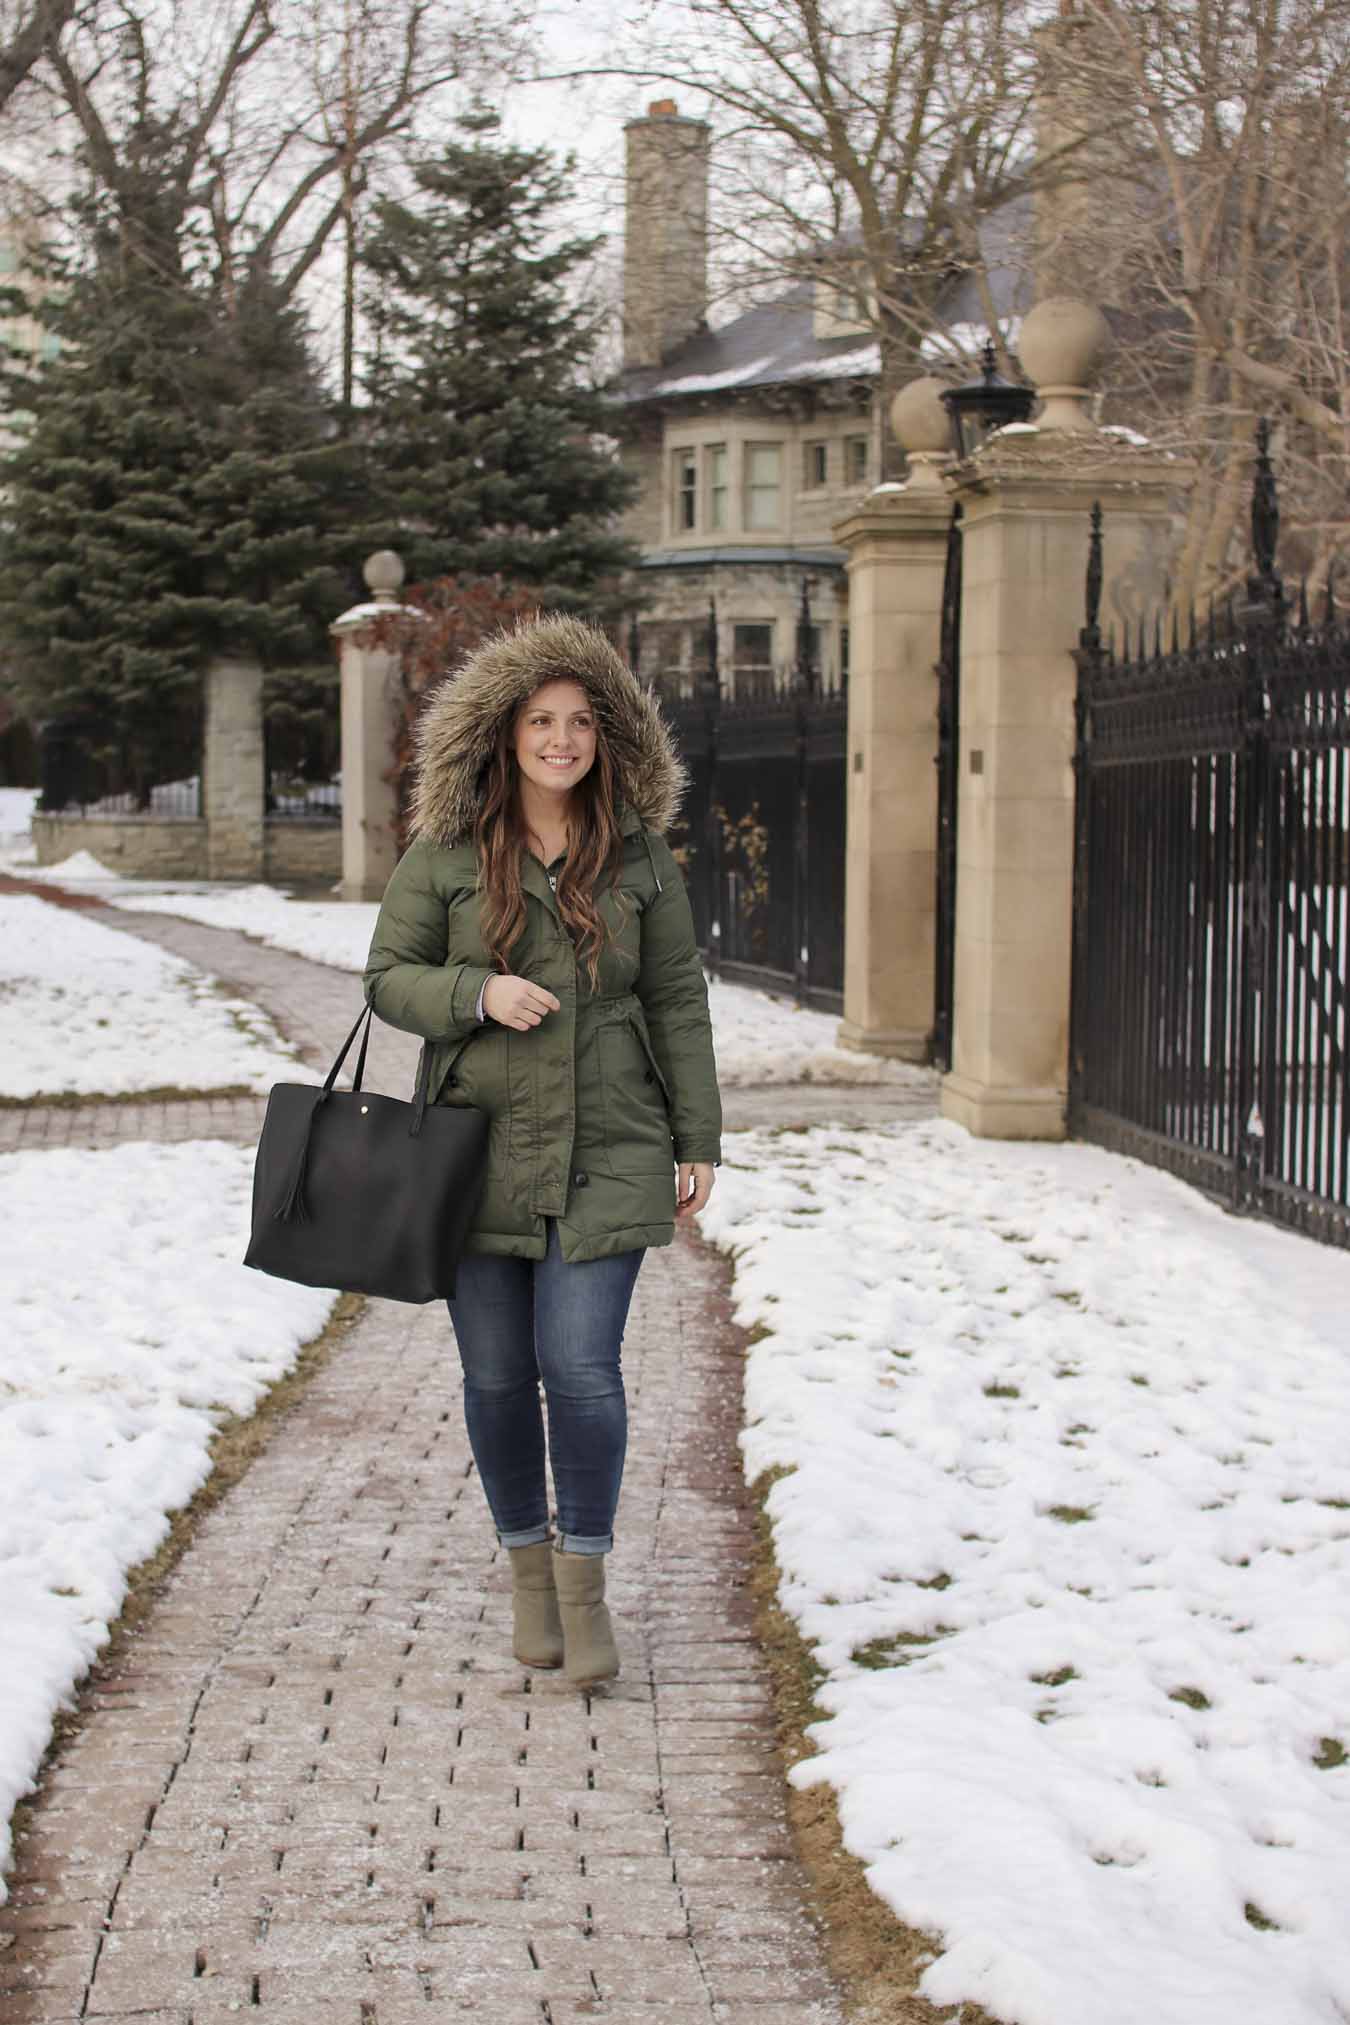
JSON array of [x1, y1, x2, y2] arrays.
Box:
[[1039, 0, 1350, 606], [545, 0, 1097, 461], [25, 0, 524, 307]]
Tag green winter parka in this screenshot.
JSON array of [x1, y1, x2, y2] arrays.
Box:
[[362, 616, 722, 1265]]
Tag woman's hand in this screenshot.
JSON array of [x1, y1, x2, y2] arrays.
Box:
[[482, 974, 561, 1031], [675, 1161, 716, 1217]]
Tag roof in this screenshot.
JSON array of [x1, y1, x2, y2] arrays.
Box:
[[614, 196, 1035, 407]]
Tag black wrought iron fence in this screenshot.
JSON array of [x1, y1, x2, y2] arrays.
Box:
[[1071, 426, 1350, 1247], [38, 710, 202, 819], [638, 589, 848, 1011], [264, 703, 341, 823]]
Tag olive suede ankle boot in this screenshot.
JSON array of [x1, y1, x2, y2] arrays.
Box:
[[552, 1546, 620, 1687], [507, 1542, 564, 1668]]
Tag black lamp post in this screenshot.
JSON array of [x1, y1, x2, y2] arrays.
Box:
[[941, 339, 1037, 459], [794, 576, 818, 695]]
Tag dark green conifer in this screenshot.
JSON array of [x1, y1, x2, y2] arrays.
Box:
[[361, 112, 636, 600], [0, 189, 363, 798]]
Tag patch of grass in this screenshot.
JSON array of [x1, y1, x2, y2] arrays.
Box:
[[0, 1083, 257, 1111], [1030, 1666, 1078, 1687], [983, 1382, 1021, 1399], [748, 1466, 1006, 2025], [1167, 1685, 1212, 1711], [1129, 1374, 1150, 1387], [1313, 1737, 1347, 1770], [6, 1292, 364, 1859], [1317, 1498, 1350, 1510], [1047, 1504, 1096, 1524], [916, 1572, 952, 1591], [850, 1629, 954, 1670], [1244, 1903, 1279, 1931]]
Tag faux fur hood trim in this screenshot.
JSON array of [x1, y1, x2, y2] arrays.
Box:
[[409, 614, 688, 848]]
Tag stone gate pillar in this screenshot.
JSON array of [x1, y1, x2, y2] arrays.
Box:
[[204, 653, 264, 881], [834, 378, 954, 1060], [333, 551, 410, 904], [941, 299, 1189, 1137]]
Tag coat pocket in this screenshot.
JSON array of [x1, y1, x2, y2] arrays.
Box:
[[596, 1015, 674, 1173], [625, 1013, 672, 1111]]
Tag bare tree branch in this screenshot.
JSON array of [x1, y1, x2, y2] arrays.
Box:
[[0, 0, 78, 116]]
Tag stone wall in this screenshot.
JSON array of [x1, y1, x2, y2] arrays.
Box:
[[33, 813, 340, 887], [264, 822, 341, 887], [33, 814, 208, 877]]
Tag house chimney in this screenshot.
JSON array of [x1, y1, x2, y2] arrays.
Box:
[[623, 101, 710, 370]]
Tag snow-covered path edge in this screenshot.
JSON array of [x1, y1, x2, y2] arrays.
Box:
[[699, 1118, 1350, 2025], [0, 1141, 336, 1904]]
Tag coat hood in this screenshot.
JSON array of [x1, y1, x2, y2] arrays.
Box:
[[409, 614, 688, 849]]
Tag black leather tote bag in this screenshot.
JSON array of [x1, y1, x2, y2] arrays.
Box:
[[244, 1003, 490, 1303]]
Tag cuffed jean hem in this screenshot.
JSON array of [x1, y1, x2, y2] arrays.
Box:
[[555, 1531, 612, 1556], [498, 1523, 553, 1549]]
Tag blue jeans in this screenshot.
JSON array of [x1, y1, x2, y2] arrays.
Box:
[[446, 1218, 645, 1555]]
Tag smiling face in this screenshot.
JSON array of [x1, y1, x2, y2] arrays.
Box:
[[512, 679, 598, 805]]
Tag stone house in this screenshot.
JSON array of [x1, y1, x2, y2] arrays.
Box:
[[611, 102, 1031, 699]]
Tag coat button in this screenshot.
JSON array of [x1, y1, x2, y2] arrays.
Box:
[[573, 1170, 589, 1187], [643, 1069, 654, 1083]]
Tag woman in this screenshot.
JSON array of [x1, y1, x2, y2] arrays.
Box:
[[363, 614, 722, 1690]]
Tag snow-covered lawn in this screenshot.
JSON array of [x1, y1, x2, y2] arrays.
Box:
[[0, 786, 37, 863], [701, 1119, 1350, 2025], [0, 1139, 335, 1902], [0, 895, 312, 1101], [30, 857, 927, 1088]]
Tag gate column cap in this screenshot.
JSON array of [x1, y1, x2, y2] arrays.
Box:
[[891, 375, 953, 488]]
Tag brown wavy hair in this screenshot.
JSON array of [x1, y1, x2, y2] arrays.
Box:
[[474, 688, 629, 992]]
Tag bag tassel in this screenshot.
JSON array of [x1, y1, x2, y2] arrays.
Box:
[[274, 1100, 324, 1223]]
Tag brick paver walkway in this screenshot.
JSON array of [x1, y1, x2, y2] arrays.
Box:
[[0, 891, 931, 2022]]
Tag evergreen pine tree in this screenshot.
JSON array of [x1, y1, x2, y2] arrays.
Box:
[[0, 186, 366, 801], [361, 112, 637, 600]]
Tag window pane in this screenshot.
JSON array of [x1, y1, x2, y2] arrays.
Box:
[[708, 445, 728, 530], [676, 449, 697, 531], [733, 623, 773, 666], [804, 441, 828, 488], [733, 623, 774, 698], [847, 437, 868, 483], [745, 443, 781, 531]]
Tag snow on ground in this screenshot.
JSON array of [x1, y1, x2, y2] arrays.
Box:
[[0, 787, 37, 864], [0, 1140, 335, 1901], [701, 1118, 1350, 2025], [0, 895, 312, 1100], [30, 859, 928, 1088]]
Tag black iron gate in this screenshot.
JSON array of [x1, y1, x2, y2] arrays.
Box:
[[645, 588, 848, 1012], [932, 505, 963, 1070], [1071, 427, 1350, 1247]]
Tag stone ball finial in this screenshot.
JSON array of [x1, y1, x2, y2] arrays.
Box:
[[1018, 299, 1110, 431], [889, 375, 952, 456], [363, 550, 406, 603], [1019, 298, 1110, 386]]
